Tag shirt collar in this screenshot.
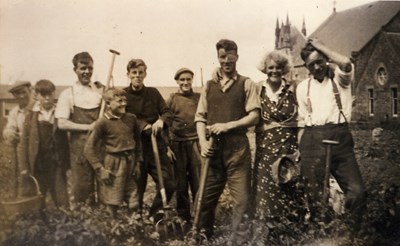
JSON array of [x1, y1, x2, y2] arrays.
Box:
[[32, 101, 56, 113], [213, 68, 238, 83], [104, 111, 122, 120], [262, 79, 286, 94]]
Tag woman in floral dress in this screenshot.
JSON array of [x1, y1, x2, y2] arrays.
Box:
[[252, 50, 299, 222]]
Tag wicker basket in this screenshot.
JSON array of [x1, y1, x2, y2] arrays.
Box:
[[1, 175, 44, 221]]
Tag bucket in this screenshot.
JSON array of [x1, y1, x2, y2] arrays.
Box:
[[1, 175, 44, 221]]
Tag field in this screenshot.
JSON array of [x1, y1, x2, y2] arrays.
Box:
[[1, 125, 400, 245]]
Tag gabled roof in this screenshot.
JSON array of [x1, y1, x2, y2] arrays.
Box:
[[385, 32, 400, 57], [310, 1, 400, 57]]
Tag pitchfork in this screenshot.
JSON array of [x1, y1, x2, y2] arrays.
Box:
[[150, 133, 185, 240]]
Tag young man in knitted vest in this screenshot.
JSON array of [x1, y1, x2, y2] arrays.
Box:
[[195, 39, 260, 245]]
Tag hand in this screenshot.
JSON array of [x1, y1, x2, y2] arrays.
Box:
[[3, 129, 20, 146], [293, 150, 301, 163], [142, 124, 152, 136], [166, 147, 176, 163], [97, 167, 115, 186], [207, 123, 231, 135], [199, 138, 215, 158], [132, 161, 142, 180], [152, 119, 164, 135], [88, 121, 97, 131]]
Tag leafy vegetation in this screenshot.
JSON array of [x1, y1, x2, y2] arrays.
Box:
[[1, 126, 400, 245]]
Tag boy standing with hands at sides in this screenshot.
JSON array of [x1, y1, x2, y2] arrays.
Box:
[[19, 80, 70, 208], [84, 88, 143, 217], [166, 68, 202, 223]]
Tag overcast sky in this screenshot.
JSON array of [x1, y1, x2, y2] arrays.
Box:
[[0, 0, 374, 87]]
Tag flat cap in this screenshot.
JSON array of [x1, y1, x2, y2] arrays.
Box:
[[9, 80, 31, 93], [174, 68, 194, 80]]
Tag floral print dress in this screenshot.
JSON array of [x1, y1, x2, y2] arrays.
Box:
[[252, 80, 298, 221]]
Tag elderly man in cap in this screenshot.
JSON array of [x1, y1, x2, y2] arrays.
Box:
[[3, 81, 33, 146], [3, 80, 34, 196], [166, 68, 201, 223]]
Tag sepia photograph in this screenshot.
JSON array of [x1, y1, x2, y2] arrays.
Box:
[[1, 0, 400, 245]]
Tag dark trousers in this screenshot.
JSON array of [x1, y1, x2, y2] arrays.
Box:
[[299, 123, 366, 222], [199, 133, 251, 240], [137, 135, 175, 216], [170, 139, 202, 221], [35, 152, 69, 208]]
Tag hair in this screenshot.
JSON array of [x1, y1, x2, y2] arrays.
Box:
[[216, 39, 238, 53], [300, 42, 329, 62], [34, 79, 56, 95], [103, 88, 127, 103], [72, 52, 93, 68], [126, 59, 147, 72], [258, 50, 292, 75]]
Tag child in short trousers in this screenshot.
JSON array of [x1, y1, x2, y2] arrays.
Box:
[[84, 88, 143, 217]]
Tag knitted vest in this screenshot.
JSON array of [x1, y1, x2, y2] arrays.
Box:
[[206, 75, 247, 132]]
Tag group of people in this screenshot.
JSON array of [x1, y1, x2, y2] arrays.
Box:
[[3, 38, 366, 244]]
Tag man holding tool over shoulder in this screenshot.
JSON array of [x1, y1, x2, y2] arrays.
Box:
[[195, 39, 260, 245], [55, 52, 104, 206], [296, 39, 366, 228]]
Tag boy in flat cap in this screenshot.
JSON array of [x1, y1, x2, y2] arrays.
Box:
[[55, 52, 104, 206], [195, 39, 260, 245], [166, 68, 201, 222], [123, 58, 175, 220]]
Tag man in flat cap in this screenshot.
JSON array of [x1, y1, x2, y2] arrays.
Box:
[[3, 80, 34, 196], [3, 81, 33, 146], [166, 67, 201, 223]]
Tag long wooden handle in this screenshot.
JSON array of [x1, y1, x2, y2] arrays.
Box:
[[322, 140, 339, 205], [193, 136, 215, 229], [151, 134, 168, 208]]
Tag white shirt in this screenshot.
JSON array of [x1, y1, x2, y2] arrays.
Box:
[[55, 81, 103, 119], [32, 102, 55, 124], [296, 65, 354, 126]]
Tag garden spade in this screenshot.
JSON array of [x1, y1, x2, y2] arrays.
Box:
[[322, 139, 339, 221], [186, 136, 215, 245], [150, 133, 185, 240]]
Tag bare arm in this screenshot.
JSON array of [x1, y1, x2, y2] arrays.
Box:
[[207, 109, 260, 135], [310, 39, 352, 74], [57, 118, 95, 131]]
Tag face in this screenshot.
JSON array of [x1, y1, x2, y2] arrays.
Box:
[[12, 87, 31, 108], [217, 48, 238, 75], [305, 51, 328, 81], [74, 61, 93, 85], [127, 66, 146, 90], [37, 92, 55, 111], [108, 95, 127, 116], [176, 72, 193, 94], [266, 60, 283, 84]]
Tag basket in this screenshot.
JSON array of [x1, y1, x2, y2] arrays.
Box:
[[1, 175, 44, 221]]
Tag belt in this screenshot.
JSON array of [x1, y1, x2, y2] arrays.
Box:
[[108, 150, 134, 157]]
